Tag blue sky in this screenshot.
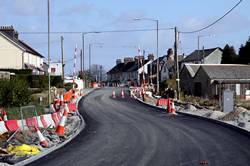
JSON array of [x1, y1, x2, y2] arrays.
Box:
[[0, 0, 249, 74]]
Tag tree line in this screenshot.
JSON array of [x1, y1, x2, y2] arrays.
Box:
[[221, 37, 250, 64]]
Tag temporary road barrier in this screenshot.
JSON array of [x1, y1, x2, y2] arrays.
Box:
[[37, 116, 45, 128], [51, 113, 60, 127], [43, 114, 56, 128], [17, 119, 29, 130], [68, 103, 76, 112], [5, 120, 19, 132], [26, 117, 38, 128], [156, 98, 168, 107], [0, 121, 8, 134], [39, 115, 47, 128]]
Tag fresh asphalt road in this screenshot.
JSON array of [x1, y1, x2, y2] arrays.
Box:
[[28, 88, 250, 166]]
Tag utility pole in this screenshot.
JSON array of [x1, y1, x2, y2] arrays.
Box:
[[80, 49, 83, 84], [156, 20, 159, 94], [61, 36, 64, 80], [174, 27, 180, 100], [47, 0, 51, 104], [202, 46, 205, 64], [82, 33, 85, 88]]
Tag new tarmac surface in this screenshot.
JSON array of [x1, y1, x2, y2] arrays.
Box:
[[28, 88, 250, 166]]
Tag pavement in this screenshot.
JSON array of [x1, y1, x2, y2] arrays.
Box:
[[27, 87, 250, 166]]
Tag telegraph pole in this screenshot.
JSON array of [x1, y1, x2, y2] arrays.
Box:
[[61, 36, 64, 80], [174, 27, 180, 100], [47, 0, 51, 104], [80, 49, 83, 84]]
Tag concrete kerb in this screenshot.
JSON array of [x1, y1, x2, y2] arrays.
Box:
[[15, 88, 96, 166], [133, 95, 250, 137]]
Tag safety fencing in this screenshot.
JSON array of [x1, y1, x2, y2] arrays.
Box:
[[0, 88, 81, 135]]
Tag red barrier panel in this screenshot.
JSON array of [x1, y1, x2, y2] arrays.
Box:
[[40, 115, 47, 128], [26, 117, 38, 128], [68, 103, 77, 112], [156, 98, 168, 106], [51, 113, 59, 126], [5, 120, 19, 131]]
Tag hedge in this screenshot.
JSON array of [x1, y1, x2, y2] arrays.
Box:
[[0, 78, 31, 107]]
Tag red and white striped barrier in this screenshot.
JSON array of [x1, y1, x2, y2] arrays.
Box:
[[0, 121, 8, 134], [42, 114, 56, 128]]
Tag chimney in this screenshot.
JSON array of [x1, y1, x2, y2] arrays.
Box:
[[124, 57, 133, 64], [0, 26, 18, 39], [116, 59, 122, 65], [147, 54, 154, 60], [134, 56, 144, 61], [167, 48, 174, 60]]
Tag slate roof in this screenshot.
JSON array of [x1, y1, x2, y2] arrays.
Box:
[[182, 47, 222, 62], [200, 64, 250, 79], [184, 64, 201, 77], [107, 63, 124, 74], [0, 31, 44, 58], [107, 60, 149, 74]]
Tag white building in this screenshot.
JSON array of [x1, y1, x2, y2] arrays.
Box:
[[0, 26, 44, 75], [49, 62, 62, 76]]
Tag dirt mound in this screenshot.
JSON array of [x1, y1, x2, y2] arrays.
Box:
[[220, 107, 247, 121]]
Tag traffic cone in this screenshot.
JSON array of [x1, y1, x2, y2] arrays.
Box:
[[112, 90, 116, 98], [171, 101, 177, 115], [167, 99, 171, 113], [34, 126, 49, 148], [55, 110, 68, 136], [3, 110, 7, 121], [121, 90, 125, 98]]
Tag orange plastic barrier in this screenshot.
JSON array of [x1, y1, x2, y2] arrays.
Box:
[[63, 91, 72, 103], [26, 117, 38, 128], [5, 120, 19, 131]]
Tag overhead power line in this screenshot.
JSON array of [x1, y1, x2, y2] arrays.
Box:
[[19, 27, 174, 35], [179, 0, 243, 34]]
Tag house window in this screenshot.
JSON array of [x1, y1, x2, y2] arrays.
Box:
[[51, 68, 56, 73]]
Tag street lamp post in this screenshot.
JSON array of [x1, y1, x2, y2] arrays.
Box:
[[134, 18, 159, 94], [88, 43, 103, 82], [197, 34, 214, 64], [82, 32, 100, 87]]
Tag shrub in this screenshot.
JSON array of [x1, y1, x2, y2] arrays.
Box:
[[51, 76, 63, 88], [0, 78, 31, 107]]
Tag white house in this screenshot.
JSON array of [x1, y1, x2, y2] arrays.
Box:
[[49, 62, 62, 76], [0, 26, 44, 75]]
